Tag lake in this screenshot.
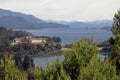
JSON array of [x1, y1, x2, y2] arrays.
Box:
[[25, 27, 112, 67], [33, 55, 64, 67], [26, 27, 112, 44], [33, 54, 107, 68]]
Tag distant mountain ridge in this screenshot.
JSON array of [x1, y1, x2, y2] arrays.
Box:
[[52, 20, 113, 28], [69, 20, 113, 28], [0, 8, 113, 29], [0, 8, 68, 29]]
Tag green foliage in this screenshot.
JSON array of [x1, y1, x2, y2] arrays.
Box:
[[34, 38, 120, 80], [34, 67, 42, 79], [0, 53, 27, 80], [109, 9, 120, 75], [80, 56, 118, 80], [111, 9, 120, 55], [0, 56, 5, 80], [1, 38, 119, 80], [63, 38, 98, 79], [27, 67, 35, 80], [111, 10, 120, 35], [111, 34, 120, 56], [36, 59, 71, 80]]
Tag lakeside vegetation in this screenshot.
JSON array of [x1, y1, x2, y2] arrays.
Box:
[[1, 9, 120, 80], [0, 27, 62, 56]]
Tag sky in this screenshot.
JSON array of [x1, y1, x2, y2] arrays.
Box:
[[0, 0, 120, 21]]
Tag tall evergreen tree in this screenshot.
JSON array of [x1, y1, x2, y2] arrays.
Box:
[[0, 53, 27, 80], [22, 55, 34, 71], [14, 53, 22, 69], [110, 9, 120, 73]]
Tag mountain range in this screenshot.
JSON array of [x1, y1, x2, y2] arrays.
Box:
[[69, 20, 113, 28], [0, 8, 68, 29], [0, 8, 113, 29], [52, 20, 113, 28]]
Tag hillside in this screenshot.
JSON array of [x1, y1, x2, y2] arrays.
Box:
[[0, 9, 68, 29], [69, 20, 113, 28], [53, 20, 113, 28]]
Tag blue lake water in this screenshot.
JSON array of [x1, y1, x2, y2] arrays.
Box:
[[33, 55, 64, 67], [25, 27, 112, 67], [26, 27, 112, 44]]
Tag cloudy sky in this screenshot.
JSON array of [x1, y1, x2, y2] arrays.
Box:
[[0, 0, 120, 21]]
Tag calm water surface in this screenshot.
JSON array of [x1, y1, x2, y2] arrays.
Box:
[[26, 27, 112, 44], [33, 55, 64, 67]]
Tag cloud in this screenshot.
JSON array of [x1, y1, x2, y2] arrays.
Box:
[[0, 0, 120, 21]]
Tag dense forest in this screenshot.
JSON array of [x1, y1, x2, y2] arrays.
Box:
[[1, 10, 120, 80]]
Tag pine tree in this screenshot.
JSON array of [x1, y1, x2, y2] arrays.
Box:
[[110, 9, 120, 73], [22, 55, 35, 71], [14, 53, 22, 70], [80, 56, 118, 80], [63, 38, 98, 80], [0, 53, 27, 80]]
